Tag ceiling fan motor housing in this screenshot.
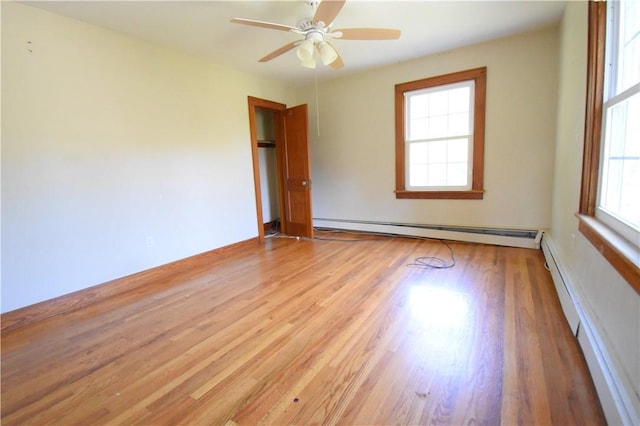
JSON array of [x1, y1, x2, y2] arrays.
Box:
[[298, 19, 328, 33], [305, 30, 325, 43]]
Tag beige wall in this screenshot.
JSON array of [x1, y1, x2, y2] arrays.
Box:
[[299, 27, 559, 231], [548, 2, 639, 422], [1, 2, 294, 312]]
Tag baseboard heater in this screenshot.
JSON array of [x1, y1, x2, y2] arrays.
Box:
[[541, 235, 638, 425], [313, 218, 542, 249]]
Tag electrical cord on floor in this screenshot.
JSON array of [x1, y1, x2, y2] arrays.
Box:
[[312, 227, 456, 269], [267, 227, 456, 269], [406, 240, 456, 269]]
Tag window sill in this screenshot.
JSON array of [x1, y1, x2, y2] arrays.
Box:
[[576, 214, 640, 293], [395, 190, 484, 200]]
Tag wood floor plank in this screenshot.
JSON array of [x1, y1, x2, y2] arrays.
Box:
[[1, 233, 605, 425]]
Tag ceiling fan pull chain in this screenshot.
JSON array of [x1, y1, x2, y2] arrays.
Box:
[[315, 67, 320, 137]]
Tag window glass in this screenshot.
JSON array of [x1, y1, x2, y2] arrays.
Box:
[[599, 93, 640, 230], [618, 0, 640, 94], [405, 81, 474, 190], [597, 0, 640, 242]]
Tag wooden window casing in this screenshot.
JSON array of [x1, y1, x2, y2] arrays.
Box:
[[395, 67, 487, 199]]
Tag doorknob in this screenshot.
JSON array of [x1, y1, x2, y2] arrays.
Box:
[[301, 179, 311, 188]]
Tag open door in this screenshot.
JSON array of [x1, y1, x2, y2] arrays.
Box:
[[248, 97, 313, 241], [282, 104, 313, 238]]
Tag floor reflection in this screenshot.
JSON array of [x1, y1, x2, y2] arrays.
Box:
[[409, 285, 470, 329], [402, 283, 475, 393]]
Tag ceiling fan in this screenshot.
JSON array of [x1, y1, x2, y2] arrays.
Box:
[[230, 0, 401, 70]]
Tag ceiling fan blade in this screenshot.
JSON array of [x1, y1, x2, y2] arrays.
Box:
[[259, 41, 298, 62], [327, 43, 344, 70], [313, 0, 346, 26], [333, 28, 401, 40], [230, 18, 298, 33]]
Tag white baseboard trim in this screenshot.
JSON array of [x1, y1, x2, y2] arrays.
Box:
[[313, 218, 542, 249], [541, 234, 639, 426]]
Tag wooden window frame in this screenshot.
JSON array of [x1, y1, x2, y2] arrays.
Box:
[[578, 1, 640, 292], [395, 67, 487, 200]]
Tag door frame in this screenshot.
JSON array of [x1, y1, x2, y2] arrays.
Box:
[[247, 96, 287, 243]]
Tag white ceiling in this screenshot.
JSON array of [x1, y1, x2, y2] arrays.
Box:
[[23, 0, 567, 86]]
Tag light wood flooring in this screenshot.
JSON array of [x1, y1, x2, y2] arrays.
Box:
[[1, 231, 605, 425]]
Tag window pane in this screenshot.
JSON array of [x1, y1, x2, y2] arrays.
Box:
[[624, 94, 640, 157], [410, 164, 429, 186], [449, 87, 471, 113], [410, 94, 429, 120], [448, 138, 469, 163], [448, 112, 470, 136], [408, 138, 472, 188], [407, 82, 473, 141], [427, 115, 448, 139], [409, 142, 428, 165], [619, 159, 640, 225], [428, 163, 446, 186], [428, 140, 447, 164], [601, 156, 623, 209], [619, 0, 640, 93], [447, 162, 468, 186], [600, 92, 640, 230], [429, 90, 449, 116], [409, 117, 428, 140], [606, 100, 627, 157]]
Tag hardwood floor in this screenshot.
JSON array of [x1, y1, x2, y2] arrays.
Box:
[[1, 232, 605, 425]]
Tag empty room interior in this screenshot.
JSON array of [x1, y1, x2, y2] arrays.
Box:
[[1, 0, 638, 424]]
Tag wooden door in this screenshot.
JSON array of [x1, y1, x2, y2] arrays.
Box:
[[282, 104, 313, 238]]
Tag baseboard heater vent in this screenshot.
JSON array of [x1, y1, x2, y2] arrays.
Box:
[[313, 218, 542, 249]]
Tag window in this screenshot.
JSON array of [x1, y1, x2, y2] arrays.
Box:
[[580, 0, 640, 290], [598, 0, 640, 243], [395, 67, 486, 199]]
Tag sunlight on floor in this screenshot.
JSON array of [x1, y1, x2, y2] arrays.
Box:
[[409, 285, 470, 328]]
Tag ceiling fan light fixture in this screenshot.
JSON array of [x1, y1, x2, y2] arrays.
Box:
[[318, 41, 338, 65], [296, 39, 314, 62], [300, 55, 316, 69]]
